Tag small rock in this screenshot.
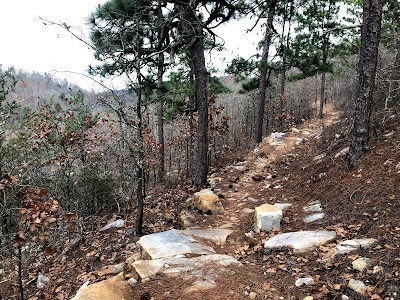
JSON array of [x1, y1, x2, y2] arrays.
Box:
[[249, 291, 257, 299], [341, 296, 349, 300], [273, 203, 292, 211], [313, 153, 326, 161], [303, 201, 322, 213], [271, 132, 285, 138], [372, 265, 383, 274], [352, 257, 372, 272], [304, 213, 324, 223], [125, 228, 136, 236], [241, 208, 255, 214], [36, 273, 50, 289], [303, 297, 313, 300], [127, 278, 137, 287], [255, 204, 283, 232], [347, 279, 367, 295], [335, 147, 349, 158], [99, 219, 126, 232], [295, 277, 314, 287], [383, 131, 394, 138]]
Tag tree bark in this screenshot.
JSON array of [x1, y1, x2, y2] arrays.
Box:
[[191, 32, 209, 186], [345, 0, 382, 169], [177, 5, 209, 186], [156, 56, 165, 182], [256, 0, 277, 143]]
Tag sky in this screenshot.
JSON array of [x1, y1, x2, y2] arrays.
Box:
[[0, 1, 262, 91]]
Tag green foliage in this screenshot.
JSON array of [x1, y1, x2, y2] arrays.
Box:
[[226, 56, 257, 78], [288, 0, 347, 79], [240, 77, 259, 93], [209, 76, 231, 94]]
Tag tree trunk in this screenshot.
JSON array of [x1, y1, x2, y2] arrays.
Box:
[[191, 33, 209, 186], [156, 56, 165, 182], [256, 0, 277, 143], [345, 0, 383, 169], [135, 82, 145, 235], [319, 70, 326, 119]]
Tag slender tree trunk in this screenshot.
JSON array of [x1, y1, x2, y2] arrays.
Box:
[[135, 81, 145, 235], [156, 56, 165, 182], [320, 70, 326, 119], [345, 0, 383, 169], [256, 0, 277, 143]]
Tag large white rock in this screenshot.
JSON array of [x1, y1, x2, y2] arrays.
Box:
[[264, 231, 337, 253], [255, 204, 283, 232], [137, 229, 216, 260], [131, 254, 241, 280], [183, 228, 233, 245]]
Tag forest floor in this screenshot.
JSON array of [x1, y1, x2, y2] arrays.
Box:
[[2, 103, 399, 300]]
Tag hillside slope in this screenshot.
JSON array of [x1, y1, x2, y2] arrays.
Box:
[[1, 104, 398, 300]]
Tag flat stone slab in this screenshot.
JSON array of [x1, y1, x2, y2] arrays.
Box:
[[131, 254, 241, 280], [304, 213, 325, 223], [183, 228, 233, 245], [334, 238, 377, 255], [264, 231, 337, 253], [193, 189, 224, 214], [255, 204, 283, 232], [138, 229, 216, 260]]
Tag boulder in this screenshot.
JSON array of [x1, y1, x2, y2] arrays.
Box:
[[137, 229, 216, 260], [183, 228, 233, 245], [71, 273, 131, 300], [255, 204, 283, 232], [193, 189, 224, 214], [264, 231, 336, 253]]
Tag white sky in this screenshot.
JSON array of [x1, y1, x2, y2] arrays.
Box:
[[0, 1, 262, 91]]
